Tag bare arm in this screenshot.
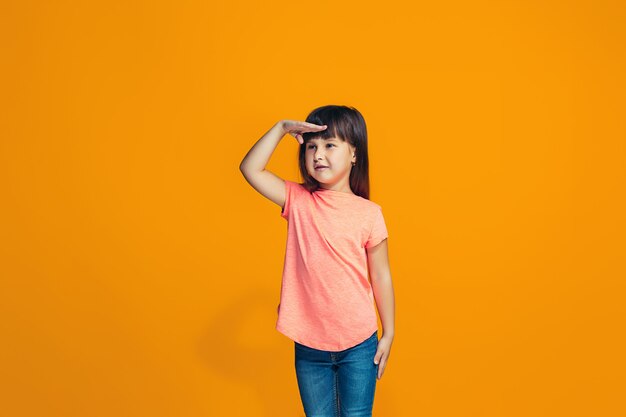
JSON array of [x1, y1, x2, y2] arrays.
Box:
[[239, 121, 286, 174], [239, 120, 327, 210], [367, 238, 395, 380], [239, 121, 288, 209]]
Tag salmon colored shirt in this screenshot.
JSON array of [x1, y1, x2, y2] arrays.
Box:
[[276, 180, 389, 351]]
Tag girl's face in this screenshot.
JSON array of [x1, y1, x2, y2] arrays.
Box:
[[304, 136, 356, 188]]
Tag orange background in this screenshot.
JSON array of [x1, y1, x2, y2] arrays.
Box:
[[1, 1, 625, 416]]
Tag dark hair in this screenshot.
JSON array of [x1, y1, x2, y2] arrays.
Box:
[[298, 105, 371, 199]]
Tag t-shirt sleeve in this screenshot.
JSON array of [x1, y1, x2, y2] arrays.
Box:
[[364, 206, 389, 248], [280, 180, 298, 220]]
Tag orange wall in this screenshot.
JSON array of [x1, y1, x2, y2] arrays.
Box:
[[1, 1, 624, 416]]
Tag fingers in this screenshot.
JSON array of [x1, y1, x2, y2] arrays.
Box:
[[374, 350, 387, 380], [303, 122, 327, 131], [288, 122, 325, 145], [291, 123, 326, 135], [289, 132, 303, 144], [376, 358, 386, 380], [377, 360, 386, 379], [303, 121, 326, 127], [287, 120, 326, 131]]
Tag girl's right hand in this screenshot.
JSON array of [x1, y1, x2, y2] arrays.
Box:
[[280, 120, 327, 145]]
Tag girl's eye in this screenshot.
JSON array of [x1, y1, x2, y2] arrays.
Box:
[[307, 144, 335, 149]]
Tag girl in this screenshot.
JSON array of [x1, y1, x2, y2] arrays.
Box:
[[239, 105, 395, 417]]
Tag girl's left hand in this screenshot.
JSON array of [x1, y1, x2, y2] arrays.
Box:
[[373, 334, 394, 380]]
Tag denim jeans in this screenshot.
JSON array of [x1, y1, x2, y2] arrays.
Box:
[[294, 331, 379, 417]]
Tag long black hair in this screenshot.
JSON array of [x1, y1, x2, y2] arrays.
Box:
[[298, 105, 371, 200]]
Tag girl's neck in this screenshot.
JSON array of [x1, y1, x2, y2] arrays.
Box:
[[317, 186, 357, 196]]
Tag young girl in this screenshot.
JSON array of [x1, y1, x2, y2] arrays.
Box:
[[239, 105, 395, 417]]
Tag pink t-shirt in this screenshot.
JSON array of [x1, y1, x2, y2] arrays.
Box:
[[276, 180, 389, 351]]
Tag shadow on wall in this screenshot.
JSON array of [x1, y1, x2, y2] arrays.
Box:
[[196, 286, 397, 416]]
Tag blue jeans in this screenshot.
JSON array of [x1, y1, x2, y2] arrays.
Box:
[[294, 331, 379, 417]]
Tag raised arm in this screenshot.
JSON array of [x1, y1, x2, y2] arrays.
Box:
[[239, 121, 289, 209], [239, 120, 327, 210]]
